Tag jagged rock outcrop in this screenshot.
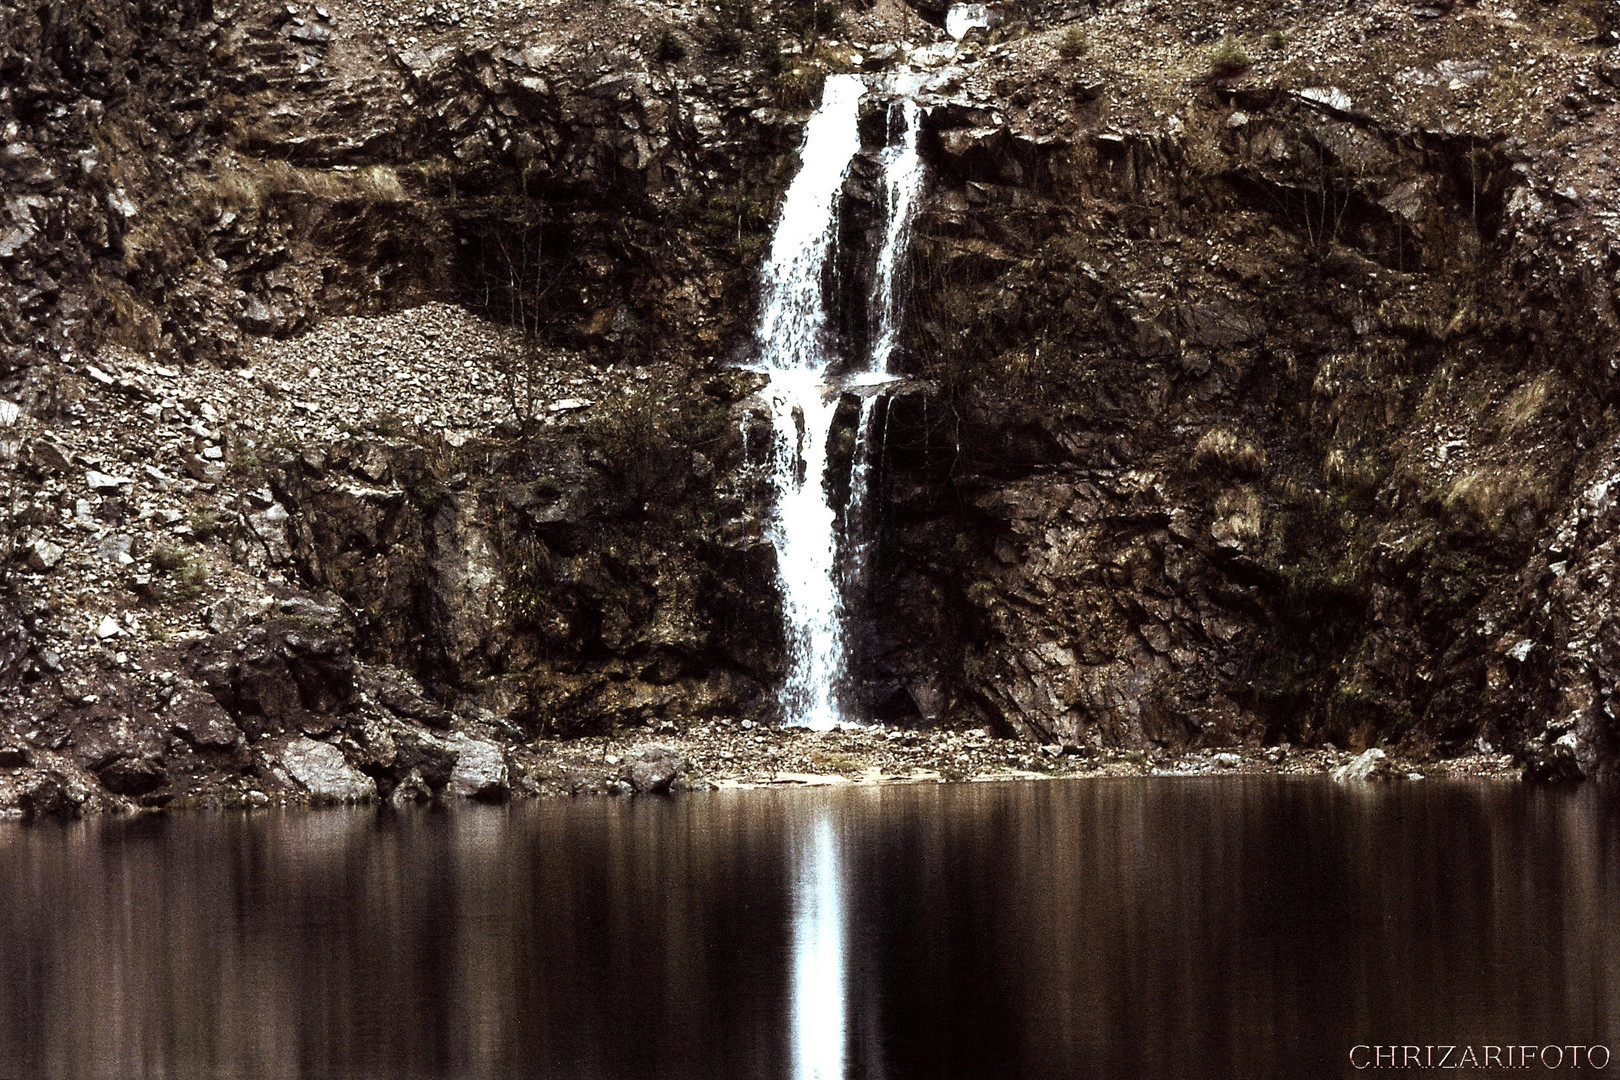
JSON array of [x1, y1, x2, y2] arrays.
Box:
[[851, 2, 1620, 779]]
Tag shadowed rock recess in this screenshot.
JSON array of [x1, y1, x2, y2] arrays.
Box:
[[2, 0, 1618, 814]]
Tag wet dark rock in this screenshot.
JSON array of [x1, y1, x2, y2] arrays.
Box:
[[18, 771, 85, 821], [165, 686, 246, 752], [96, 754, 167, 797], [359, 665, 452, 727], [190, 619, 357, 737], [1522, 732, 1585, 783]]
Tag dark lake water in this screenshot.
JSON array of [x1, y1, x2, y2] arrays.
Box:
[[0, 778, 1616, 1079]]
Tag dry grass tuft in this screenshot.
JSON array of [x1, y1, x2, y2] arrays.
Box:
[[1215, 486, 1264, 542], [1492, 371, 1556, 436], [1191, 426, 1267, 477], [1440, 463, 1551, 529], [196, 162, 407, 215], [770, 68, 826, 110]]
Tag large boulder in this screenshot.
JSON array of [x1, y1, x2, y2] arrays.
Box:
[[17, 771, 89, 820], [72, 714, 167, 797], [270, 736, 376, 804], [445, 735, 509, 801], [164, 685, 245, 751], [619, 745, 688, 794], [1331, 748, 1392, 783], [191, 619, 357, 737]]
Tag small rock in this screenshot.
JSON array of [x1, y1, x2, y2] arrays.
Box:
[[95, 533, 134, 565], [25, 538, 64, 571], [182, 455, 228, 484], [95, 615, 123, 639], [85, 470, 132, 491], [390, 768, 432, 804], [1212, 752, 1242, 768], [31, 440, 72, 473]]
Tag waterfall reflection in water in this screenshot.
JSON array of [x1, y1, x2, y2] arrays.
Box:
[[792, 811, 847, 1080], [0, 779, 1616, 1079]]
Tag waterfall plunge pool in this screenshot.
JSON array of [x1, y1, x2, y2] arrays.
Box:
[[0, 777, 1615, 1078]]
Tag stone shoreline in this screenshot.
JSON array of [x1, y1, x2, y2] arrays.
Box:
[[533, 726, 1524, 795], [1, 721, 1525, 821]]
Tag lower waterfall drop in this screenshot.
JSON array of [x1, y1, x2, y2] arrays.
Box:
[[752, 73, 926, 731]]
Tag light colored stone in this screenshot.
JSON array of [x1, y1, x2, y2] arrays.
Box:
[[446, 735, 509, 800], [85, 469, 132, 491], [277, 736, 376, 803], [25, 538, 64, 571], [1331, 747, 1390, 783], [247, 502, 292, 563]]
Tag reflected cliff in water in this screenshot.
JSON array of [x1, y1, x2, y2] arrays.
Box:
[[0, 779, 1616, 1079]]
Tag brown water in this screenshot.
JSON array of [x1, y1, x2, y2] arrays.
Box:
[[0, 778, 1615, 1079]]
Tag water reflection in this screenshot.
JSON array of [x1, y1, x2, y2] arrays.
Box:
[[792, 810, 846, 1080], [0, 780, 1614, 1079]]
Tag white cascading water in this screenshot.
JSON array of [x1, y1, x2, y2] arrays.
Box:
[[754, 73, 867, 732], [944, 2, 992, 39], [753, 73, 928, 731]]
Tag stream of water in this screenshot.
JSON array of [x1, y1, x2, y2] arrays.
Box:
[[752, 74, 928, 731]]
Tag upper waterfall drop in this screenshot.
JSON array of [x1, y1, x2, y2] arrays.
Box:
[[756, 74, 868, 374]]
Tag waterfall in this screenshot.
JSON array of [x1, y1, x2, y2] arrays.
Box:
[[752, 72, 926, 731], [944, 3, 992, 39], [753, 73, 865, 732]]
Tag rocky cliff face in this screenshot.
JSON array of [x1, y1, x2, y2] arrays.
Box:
[[857, 0, 1620, 780], [1, 0, 1618, 817]]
